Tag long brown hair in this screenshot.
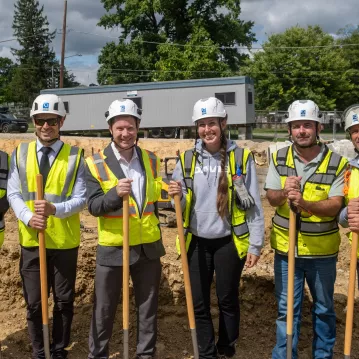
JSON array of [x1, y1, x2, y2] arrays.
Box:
[[217, 131, 228, 218]]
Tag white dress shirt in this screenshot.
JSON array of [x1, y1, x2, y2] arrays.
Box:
[[111, 142, 144, 213], [7, 139, 86, 225]]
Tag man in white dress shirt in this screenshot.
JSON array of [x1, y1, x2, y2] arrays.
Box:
[[7, 94, 86, 359], [85, 99, 165, 359]]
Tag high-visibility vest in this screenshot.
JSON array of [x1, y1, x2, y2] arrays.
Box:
[[271, 145, 347, 256], [0, 151, 9, 247], [344, 164, 359, 257], [17, 142, 83, 249], [85, 148, 162, 247], [178, 147, 252, 259]]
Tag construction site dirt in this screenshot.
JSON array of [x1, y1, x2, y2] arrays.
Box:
[[0, 134, 358, 359]]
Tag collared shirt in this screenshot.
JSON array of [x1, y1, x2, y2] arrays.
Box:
[[7, 139, 86, 225], [110, 142, 144, 213]]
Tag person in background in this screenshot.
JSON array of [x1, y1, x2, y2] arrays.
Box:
[[168, 97, 264, 359], [0, 149, 9, 246], [338, 105, 359, 286]]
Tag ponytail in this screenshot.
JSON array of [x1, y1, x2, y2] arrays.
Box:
[[216, 134, 228, 218]]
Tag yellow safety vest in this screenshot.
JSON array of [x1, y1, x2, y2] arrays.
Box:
[[17, 142, 83, 249], [344, 164, 359, 257], [177, 147, 252, 259], [85, 148, 162, 247], [0, 151, 9, 247], [271, 145, 347, 256]]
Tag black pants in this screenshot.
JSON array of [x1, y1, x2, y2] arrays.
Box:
[[188, 235, 246, 359], [20, 246, 79, 359]]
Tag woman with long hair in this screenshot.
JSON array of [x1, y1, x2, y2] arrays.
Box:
[[168, 97, 264, 359]]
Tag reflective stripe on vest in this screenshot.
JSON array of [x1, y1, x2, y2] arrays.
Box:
[[104, 202, 155, 218], [0, 151, 8, 190], [273, 213, 338, 234], [18, 143, 80, 203]]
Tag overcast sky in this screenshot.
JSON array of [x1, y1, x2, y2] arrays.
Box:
[[0, 0, 357, 85]]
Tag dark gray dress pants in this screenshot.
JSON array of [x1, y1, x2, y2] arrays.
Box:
[[88, 250, 161, 359], [20, 246, 78, 359]]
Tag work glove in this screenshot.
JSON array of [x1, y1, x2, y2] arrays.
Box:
[[233, 165, 255, 211]]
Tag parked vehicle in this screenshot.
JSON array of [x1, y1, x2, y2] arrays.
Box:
[[0, 107, 29, 133]]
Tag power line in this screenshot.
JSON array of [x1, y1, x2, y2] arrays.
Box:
[[69, 29, 359, 50]]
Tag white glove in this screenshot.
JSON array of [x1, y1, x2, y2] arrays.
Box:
[[233, 175, 255, 211]]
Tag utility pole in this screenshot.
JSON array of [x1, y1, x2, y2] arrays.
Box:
[[59, 0, 67, 88]]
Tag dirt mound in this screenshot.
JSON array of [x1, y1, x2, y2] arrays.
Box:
[[0, 136, 358, 358]]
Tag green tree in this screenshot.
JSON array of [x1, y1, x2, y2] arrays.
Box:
[[337, 24, 359, 108], [0, 57, 16, 103], [9, 0, 78, 105], [241, 26, 353, 111], [97, 0, 255, 84]]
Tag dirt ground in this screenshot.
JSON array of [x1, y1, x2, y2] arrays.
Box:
[[0, 134, 358, 359]]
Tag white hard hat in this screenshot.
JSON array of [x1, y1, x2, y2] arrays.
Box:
[[285, 100, 321, 123], [30, 94, 66, 118], [192, 97, 227, 123], [106, 99, 142, 123], [343, 105, 359, 132]]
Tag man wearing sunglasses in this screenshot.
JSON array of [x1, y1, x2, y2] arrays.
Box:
[[339, 105, 359, 287], [7, 94, 86, 359], [265, 100, 347, 359]]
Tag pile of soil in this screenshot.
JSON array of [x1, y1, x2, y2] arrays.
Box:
[[0, 135, 358, 358]]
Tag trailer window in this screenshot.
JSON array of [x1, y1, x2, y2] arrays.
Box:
[[126, 97, 142, 109], [215, 92, 235, 105], [248, 92, 253, 105], [63, 101, 70, 114]]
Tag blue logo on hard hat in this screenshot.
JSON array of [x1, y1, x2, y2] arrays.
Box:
[[120, 105, 126, 112], [43, 103, 49, 111], [353, 114, 358, 123], [300, 109, 306, 117], [201, 108, 207, 115]]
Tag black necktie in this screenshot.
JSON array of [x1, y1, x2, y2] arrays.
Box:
[[39, 147, 52, 188]]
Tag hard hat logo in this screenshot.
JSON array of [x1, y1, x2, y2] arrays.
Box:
[[353, 114, 358, 122], [43, 103, 49, 110], [300, 110, 306, 117], [201, 108, 207, 115], [120, 105, 126, 112]]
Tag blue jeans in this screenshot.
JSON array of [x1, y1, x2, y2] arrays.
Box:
[[272, 253, 337, 359]]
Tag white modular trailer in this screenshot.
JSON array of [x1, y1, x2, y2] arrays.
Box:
[[41, 76, 255, 137]]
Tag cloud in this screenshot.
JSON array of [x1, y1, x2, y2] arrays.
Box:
[[1, 0, 358, 85], [240, 0, 358, 41]]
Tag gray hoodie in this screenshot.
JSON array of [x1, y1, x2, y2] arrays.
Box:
[[172, 139, 264, 256]]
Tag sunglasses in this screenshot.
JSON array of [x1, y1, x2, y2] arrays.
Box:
[[34, 117, 59, 126]]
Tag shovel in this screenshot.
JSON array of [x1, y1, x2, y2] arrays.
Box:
[[344, 231, 359, 358], [122, 194, 130, 359], [173, 194, 199, 359], [287, 208, 296, 359], [36, 174, 51, 359]]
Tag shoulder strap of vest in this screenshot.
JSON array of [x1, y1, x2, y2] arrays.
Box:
[[90, 151, 110, 181], [181, 149, 197, 190], [276, 146, 290, 166], [143, 149, 158, 178], [0, 151, 8, 190], [234, 147, 244, 170], [325, 149, 342, 175]]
